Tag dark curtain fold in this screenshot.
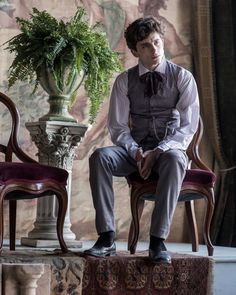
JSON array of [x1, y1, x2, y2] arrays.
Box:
[[211, 0, 236, 246], [192, 0, 236, 247]]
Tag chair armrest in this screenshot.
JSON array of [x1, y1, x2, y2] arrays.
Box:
[[187, 117, 212, 172]]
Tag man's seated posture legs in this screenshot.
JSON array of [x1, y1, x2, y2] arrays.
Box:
[[84, 16, 199, 264]]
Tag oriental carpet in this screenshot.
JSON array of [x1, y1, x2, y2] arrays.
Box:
[[0, 249, 213, 295], [81, 251, 213, 295]]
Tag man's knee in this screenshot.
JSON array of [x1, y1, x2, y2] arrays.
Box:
[[90, 147, 110, 164], [89, 147, 118, 168], [160, 150, 187, 170]]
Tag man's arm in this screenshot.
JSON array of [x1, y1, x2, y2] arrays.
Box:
[[107, 71, 139, 159], [158, 69, 200, 152]]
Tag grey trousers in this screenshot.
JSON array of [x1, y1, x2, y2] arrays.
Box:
[[89, 146, 188, 239]]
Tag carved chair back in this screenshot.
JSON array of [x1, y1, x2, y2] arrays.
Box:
[[0, 92, 68, 253]]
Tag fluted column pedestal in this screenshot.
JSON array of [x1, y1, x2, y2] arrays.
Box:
[[21, 120, 87, 248]]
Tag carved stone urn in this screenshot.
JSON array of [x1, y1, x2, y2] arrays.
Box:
[[37, 64, 85, 123]]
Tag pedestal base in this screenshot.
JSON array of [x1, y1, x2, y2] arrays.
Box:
[[21, 237, 82, 249], [25, 121, 88, 250]]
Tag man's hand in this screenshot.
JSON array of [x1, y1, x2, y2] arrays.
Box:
[[139, 148, 162, 179], [135, 148, 144, 174], [135, 147, 144, 162]]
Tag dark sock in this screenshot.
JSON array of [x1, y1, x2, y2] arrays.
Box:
[[96, 231, 115, 247], [149, 235, 165, 250]]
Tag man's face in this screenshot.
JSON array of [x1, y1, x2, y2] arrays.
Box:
[[131, 32, 164, 70]]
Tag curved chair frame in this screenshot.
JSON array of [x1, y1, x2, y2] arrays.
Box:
[[127, 117, 215, 256], [0, 92, 68, 253]]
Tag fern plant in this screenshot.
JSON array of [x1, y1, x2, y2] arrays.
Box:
[[5, 7, 122, 122]]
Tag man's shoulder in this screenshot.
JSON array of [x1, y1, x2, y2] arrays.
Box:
[[113, 70, 129, 90], [126, 64, 139, 76], [115, 64, 139, 82], [166, 60, 193, 78], [115, 70, 128, 83]]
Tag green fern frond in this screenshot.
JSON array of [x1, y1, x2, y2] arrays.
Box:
[[4, 7, 123, 123]]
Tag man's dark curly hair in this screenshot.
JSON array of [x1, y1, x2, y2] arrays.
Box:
[[124, 16, 163, 51]]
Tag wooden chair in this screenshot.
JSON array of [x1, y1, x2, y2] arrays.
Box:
[[127, 117, 216, 256], [0, 92, 68, 253]]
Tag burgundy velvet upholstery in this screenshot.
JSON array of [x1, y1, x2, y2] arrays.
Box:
[[127, 169, 216, 187], [0, 92, 69, 253], [0, 162, 68, 184], [184, 169, 216, 186], [127, 117, 216, 256]]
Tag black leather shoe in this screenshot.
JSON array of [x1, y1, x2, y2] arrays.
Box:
[[84, 242, 116, 257], [160, 240, 167, 251], [149, 248, 171, 264]]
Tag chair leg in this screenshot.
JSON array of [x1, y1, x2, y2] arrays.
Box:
[[203, 189, 215, 256], [9, 199, 17, 251], [128, 220, 135, 252], [128, 189, 145, 254], [185, 200, 199, 252], [55, 190, 68, 252]]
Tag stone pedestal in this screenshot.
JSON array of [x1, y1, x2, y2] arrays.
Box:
[[21, 120, 87, 248], [2, 263, 49, 295]]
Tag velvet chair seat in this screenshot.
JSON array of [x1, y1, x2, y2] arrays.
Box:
[[128, 169, 216, 187], [0, 162, 68, 184], [127, 169, 216, 202], [0, 162, 68, 201], [183, 169, 216, 186]]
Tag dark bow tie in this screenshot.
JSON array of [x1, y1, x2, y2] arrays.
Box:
[[140, 71, 166, 97]]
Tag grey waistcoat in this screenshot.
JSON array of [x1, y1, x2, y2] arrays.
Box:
[[127, 61, 181, 150]]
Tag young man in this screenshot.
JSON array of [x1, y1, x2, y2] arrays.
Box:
[[84, 16, 199, 264]]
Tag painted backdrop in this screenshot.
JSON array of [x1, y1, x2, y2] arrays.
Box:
[[0, 0, 201, 243]]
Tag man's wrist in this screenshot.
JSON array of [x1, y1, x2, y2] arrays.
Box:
[[135, 147, 143, 161], [128, 145, 140, 160], [154, 147, 164, 159]]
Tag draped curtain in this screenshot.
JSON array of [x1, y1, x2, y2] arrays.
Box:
[[193, 0, 236, 246]]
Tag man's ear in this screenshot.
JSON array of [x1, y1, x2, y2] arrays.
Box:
[[131, 49, 139, 58]]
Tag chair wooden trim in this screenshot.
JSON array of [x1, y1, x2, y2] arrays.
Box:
[[0, 92, 68, 253], [127, 117, 216, 256]]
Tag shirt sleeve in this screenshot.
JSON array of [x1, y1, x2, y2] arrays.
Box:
[[107, 71, 139, 159], [157, 69, 200, 152]]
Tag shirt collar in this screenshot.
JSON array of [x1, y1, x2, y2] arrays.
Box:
[[138, 57, 166, 76]]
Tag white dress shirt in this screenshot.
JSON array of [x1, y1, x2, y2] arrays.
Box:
[[107, 58, 200, 159]]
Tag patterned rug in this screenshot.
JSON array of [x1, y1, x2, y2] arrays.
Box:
[[0, 249, 213, 295], [81, 251, 214, 295]]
